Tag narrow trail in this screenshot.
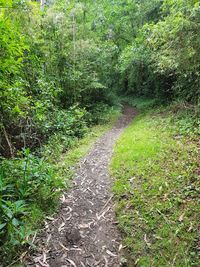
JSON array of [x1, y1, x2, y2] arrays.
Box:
[[27, 106, 136, 267]]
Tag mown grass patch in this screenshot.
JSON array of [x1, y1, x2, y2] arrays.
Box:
[[111, 100, 200, 266]]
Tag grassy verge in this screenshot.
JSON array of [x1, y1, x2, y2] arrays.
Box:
[[0, 107, 120, 266], [111, 99, 200, 266]]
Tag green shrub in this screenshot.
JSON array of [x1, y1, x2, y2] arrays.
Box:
[[85, 103, 120, 125], [35, 106, 88, 138], [0, 149, 65, 262]]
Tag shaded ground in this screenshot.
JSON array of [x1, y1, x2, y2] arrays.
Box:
[[25, 106, 136, 267]]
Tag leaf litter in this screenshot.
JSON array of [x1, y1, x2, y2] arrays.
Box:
[[24, 106, 136, 267]]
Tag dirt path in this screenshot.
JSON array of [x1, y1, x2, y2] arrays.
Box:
[[26, 106, 136, 267]]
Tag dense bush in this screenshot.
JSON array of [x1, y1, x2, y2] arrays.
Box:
[[117, 0, 200, 103], [0, 149, 65, 261], [0, 0, 119, 157], [1, 0, 199, 158]]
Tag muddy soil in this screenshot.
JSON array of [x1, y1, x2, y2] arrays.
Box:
[[25, 106, 136, 267]]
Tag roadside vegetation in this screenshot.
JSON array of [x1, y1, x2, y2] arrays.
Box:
[[111, 99, 200, 266]]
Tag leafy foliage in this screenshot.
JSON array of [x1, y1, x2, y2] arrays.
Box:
[[118, 0, 200, 102], [0, 0, 121, 262], [0, 149, 65, 261]]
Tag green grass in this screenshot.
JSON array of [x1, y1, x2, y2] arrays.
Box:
[[111, 100, 200, 267]]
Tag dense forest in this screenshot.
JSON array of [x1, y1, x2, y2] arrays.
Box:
[[0, 0, 199, 266]]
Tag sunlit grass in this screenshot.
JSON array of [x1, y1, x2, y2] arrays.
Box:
[[111, 101, 200, 267]]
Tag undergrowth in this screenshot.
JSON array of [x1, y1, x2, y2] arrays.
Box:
[[111, 98, 200, 266], [0, 105, 120, 265]]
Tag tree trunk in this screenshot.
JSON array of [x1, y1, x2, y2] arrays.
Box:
[[40, 0, 46, 11]]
